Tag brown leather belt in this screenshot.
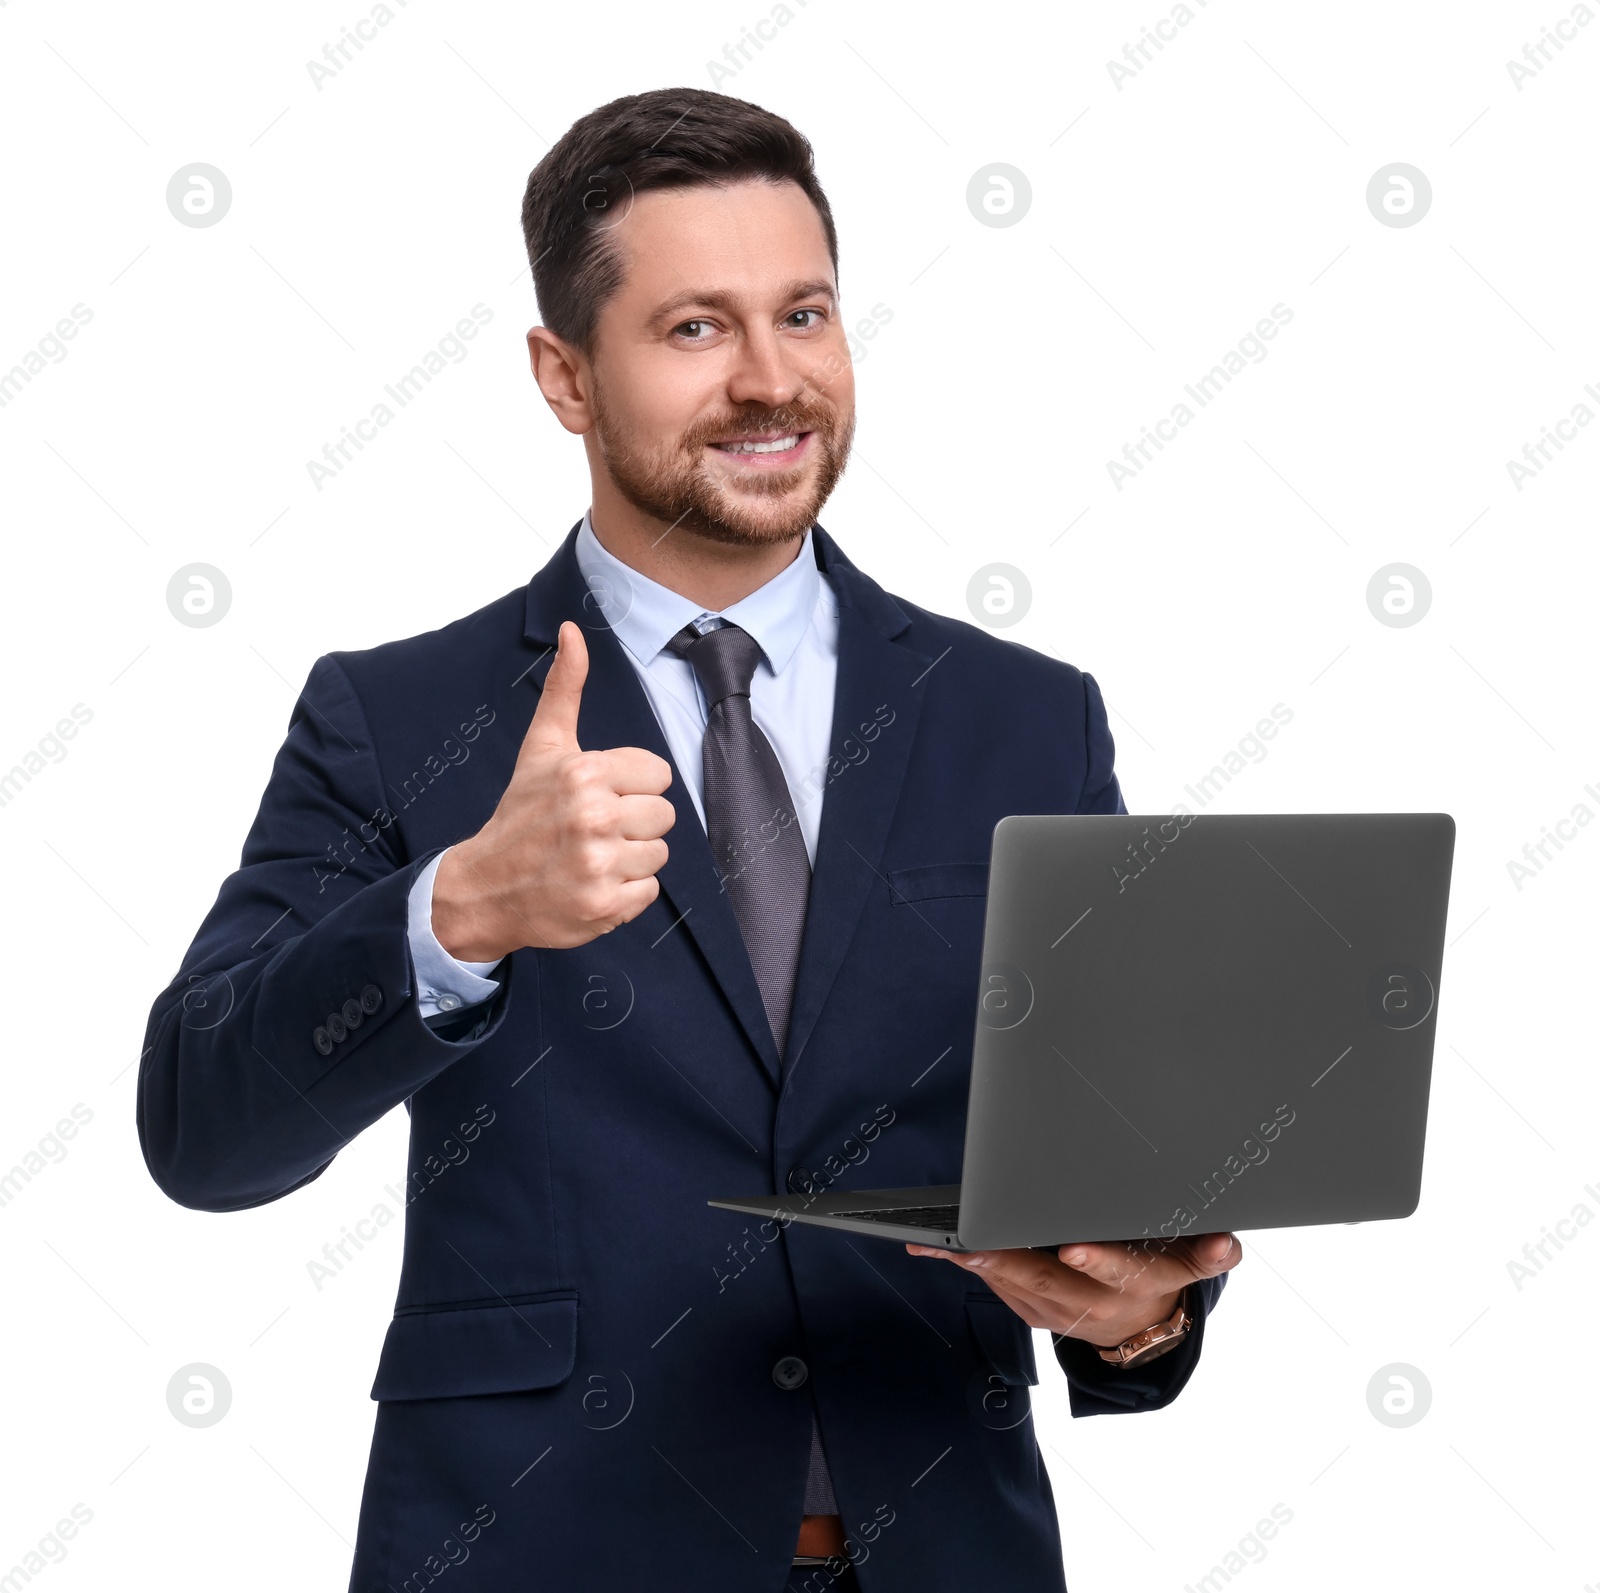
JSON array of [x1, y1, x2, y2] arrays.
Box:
[[794, 1513, 847, 1560]]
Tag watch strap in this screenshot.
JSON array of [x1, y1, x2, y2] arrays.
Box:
[[1096, 1285, 1193, 1368]]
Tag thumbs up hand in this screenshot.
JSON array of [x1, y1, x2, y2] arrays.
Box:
[[432, 621, 676, 961]]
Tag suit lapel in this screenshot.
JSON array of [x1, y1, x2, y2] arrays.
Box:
[[781, 529, 933, 1080], [517, 522, 935, 1093]]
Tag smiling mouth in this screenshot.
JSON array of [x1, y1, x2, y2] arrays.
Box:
[[709, 431, 810, 457]]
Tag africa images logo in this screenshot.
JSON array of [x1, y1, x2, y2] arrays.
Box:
[[1366, 963, 1435, 1031]]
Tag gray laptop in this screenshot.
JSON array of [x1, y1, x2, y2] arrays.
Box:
[[710, 812, 1455, 1251]]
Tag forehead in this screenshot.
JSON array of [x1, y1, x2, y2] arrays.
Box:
[[606, 178, 835, 307]]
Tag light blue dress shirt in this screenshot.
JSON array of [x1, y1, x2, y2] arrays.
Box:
[[407, 512, 842, 1016]]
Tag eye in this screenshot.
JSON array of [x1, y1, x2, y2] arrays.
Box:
[[672, 319, 716, 342], [784, 308, 825, 330]]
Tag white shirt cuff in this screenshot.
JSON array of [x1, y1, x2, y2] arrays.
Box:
[[406, 849, 504, 1019]]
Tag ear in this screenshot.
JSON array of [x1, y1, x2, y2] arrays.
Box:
[[528, 326, 593, 435]]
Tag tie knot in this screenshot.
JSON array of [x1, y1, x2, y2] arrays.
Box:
[[667, 622, 763, 709]]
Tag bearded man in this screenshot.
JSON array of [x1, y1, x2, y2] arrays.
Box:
[[140, 86, 1238, 1593]]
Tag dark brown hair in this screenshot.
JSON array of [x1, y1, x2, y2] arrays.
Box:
[[521, 87, 838, 354]]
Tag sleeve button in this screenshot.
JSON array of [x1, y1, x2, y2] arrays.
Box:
[[327, 1012, 348, 1043], [341, 998, 363, 1028], [313, 1026, 334, 1056], [359, 984, 383, 1014]]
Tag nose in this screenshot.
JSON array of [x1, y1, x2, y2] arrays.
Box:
[[725, 323, 805, 412]]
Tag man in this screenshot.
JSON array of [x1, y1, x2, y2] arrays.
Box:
[[139, 88, 1239, 1592]]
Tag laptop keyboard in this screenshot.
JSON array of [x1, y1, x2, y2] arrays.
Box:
[[832, 1204, 961, 1230]]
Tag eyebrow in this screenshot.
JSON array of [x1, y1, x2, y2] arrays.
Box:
[[646, 279, 837, 330]]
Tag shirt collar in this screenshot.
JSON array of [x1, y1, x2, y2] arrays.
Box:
[[573, 509, 820, 676]]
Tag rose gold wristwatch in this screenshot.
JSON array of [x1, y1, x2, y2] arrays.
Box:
[[1096, 1287, 1193, 1369]]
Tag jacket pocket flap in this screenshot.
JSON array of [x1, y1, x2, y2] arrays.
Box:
[[886, 862, 990, 904], [370, 1294, 577, 1402], [965, 1295, 1039, 1385]]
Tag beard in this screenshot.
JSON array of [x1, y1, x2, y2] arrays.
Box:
[[591, 384, 855, 549]]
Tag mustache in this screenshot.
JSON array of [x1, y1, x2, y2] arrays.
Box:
[[682, 399, 839, 451]]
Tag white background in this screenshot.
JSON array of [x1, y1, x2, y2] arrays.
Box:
[[2, 1, 1596, 1588]]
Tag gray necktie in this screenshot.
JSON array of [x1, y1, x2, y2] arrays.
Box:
[[666, 621, 812, 1060], [667, 619, 838, 1519]]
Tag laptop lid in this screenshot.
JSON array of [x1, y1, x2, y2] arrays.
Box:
[[955, 813, 1455, 1250]]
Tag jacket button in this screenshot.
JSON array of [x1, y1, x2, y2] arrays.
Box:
[[312, 1026, 334, 1056], [341, 997, 363, 1028], [359, 984, 383, 1015], [327, 1012, 348, 1043], [772, 1356, 808, 1391], [786, 1168, 814, 1195]]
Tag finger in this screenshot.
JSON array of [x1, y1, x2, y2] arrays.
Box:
[[947, 1248, 1097, 1312], [614, 836, 670, 882], [592, 745, 675, 797], [1054, 1240, 1169, 1291], [905, 1244, 1005, 1276], [1057, 1232, 1242, 1292], [524, 621, 588, 755], [614, 793, 678, 842], [985, 1266, 1088, 1330], [908, 1247, 1107, 1330], [1144, 1230, 1241, 1280], [974, 1275, 1061, 1331], [1188, 1231, 1244, 1275], [593, 874, 660, 929]]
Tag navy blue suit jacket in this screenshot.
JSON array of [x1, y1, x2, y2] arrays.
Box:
[[139, 524, 1223, 1592]]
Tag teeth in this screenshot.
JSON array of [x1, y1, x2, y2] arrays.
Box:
[[720, 434, 799, 454]]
